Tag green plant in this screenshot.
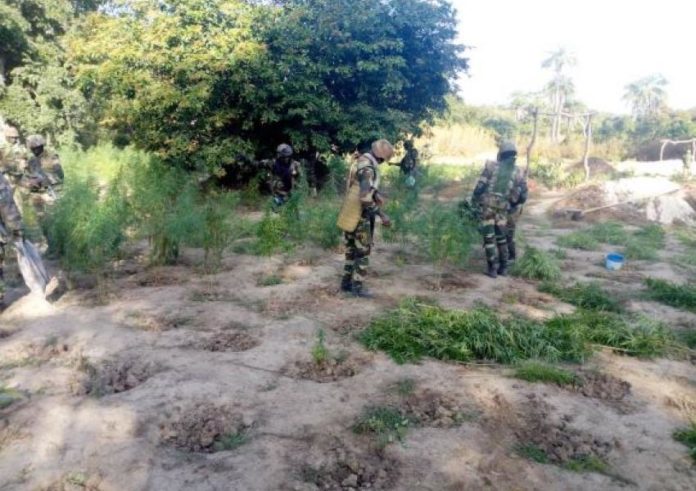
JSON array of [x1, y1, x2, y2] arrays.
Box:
[[391, 378, 417, 397], [254, 212, 291, 256], [213, 431, 248, 452], [514, 362, 579, 386], [516, 444, 549, 464], [311, 329, 329, 365], [586, 221, 628, 244], [352, 406, 411, 446], [511, 247, 562, 281], [645, 279, 696, 312], [673, 423, 696, 462], [539, 281, 623, 312]]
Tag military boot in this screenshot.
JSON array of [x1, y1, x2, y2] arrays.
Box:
[[351, 281, 374, 299], [497, 244, 509, 276], [485, 261, 497, 279], [507, 238, 517, 263], [340, 275, 353, 293]]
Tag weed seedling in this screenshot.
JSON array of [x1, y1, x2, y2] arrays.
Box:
[[258, 275, 283, 287], [311, 329, 330, 365], [213, 431, 248, 452], [563, 455, 609, 473], [516, 444, 549, 464], [353, 406, 411, 446], [645, 278, 696, 312]]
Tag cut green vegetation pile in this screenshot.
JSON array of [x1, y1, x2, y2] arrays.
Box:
[[360, 299, 678, 365], [540, 281, 623, 312], [511, 247, 562, 281], [557, 222, 665, 260], [645, 278, 696, 312]]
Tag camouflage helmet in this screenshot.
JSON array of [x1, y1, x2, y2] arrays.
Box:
[[4, 126, 19, 138], [371, 139, 394, 160], [498, 141, 518, 157], [27, 134, 46, 149], [276, 143, 293, 157]]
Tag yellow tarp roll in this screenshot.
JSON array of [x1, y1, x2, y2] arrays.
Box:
[[337, 184, 362, 232]]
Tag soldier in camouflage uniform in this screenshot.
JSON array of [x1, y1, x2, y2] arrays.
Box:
[[392, 140, 419, 185], [20, 135, 64, 225], [471, 141, 528, 278], [0, 126, 27, 187], [340, 139, 393, 298], [270, 143, 301, 207], [0, 173, 24, 310]]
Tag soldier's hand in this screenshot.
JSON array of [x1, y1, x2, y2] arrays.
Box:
[[374, 191, 386, 207], [380, 212, 392, 228]]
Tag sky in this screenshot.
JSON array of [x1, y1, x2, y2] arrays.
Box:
[[452, 0, 696, 114]]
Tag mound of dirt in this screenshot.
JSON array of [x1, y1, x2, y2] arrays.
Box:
[[553, 177, 696, 224], [515, 395, 617, 466], [198, 332, 260, 352], [402, 389, 473, 428], [160, 403, 247, 453], [296, 443, 398, 491], [287, 355, 366, 383], [75, 358, 160, 396]]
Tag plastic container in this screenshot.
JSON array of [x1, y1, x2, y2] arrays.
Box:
[[605, 252, 625, 271]]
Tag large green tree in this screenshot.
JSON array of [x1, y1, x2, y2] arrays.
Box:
[[623, 74, 669, 119], [70, 0, 467, 169]]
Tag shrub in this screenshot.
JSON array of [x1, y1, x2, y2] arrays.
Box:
[[673, 423, 696, 462]]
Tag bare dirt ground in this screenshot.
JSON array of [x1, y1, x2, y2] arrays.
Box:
[[1, 184, 696, 490]]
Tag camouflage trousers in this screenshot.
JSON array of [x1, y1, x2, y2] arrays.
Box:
[[18, 191, 53, 243], [343, 217, 373, 287], [480, 207, 509, 263]]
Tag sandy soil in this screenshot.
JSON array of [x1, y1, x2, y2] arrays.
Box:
[[0, 185, 695, 491]]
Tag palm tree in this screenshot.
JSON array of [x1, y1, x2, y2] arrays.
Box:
[[623, 74, 668, 119], [542, 48, 577, 142]]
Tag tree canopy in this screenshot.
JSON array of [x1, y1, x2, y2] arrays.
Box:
[[64, 0, 467, 169]]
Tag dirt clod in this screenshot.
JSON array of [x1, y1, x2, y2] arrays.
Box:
[[576, 371, 631, 404], [198, 332, 260, 352], [288, 356, 365, 383], [75, 358, 159, 396], [297, 443, 398, 490], [402, 389, 473, 428], [160, 403, 247, 453]]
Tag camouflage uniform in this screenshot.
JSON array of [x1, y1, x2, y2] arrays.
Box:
[[471, 141, 528, 278], [0, 126, 27, 187], [0, 173, 24, 305], [341, 139, 394, 297], [20, 135, 64, 228], [399, 141, 419, 177], [270, 144, 301, 207]]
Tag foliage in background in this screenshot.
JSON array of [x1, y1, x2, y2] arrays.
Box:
[[69, 0, 467, 168]]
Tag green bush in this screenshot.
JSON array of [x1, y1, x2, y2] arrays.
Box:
[[511, 247, 562, 281], [645, 278, 696, 312], [556, 231, 599, 250], [46, 173, 130, 278]]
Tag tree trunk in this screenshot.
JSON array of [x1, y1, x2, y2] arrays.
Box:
[[583, 114, 593, 181]]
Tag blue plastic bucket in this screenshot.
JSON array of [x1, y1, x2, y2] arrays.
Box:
[[605, 252, 625, 271]]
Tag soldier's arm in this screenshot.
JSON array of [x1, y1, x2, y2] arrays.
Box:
[[0, 183, 23, 235], [357, 167, 378, 213], [471, 164, 492, 203]]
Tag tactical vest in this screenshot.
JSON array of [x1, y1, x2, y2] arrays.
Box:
[[338, 153, 380, 232], [483, 160, 519, 211]]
